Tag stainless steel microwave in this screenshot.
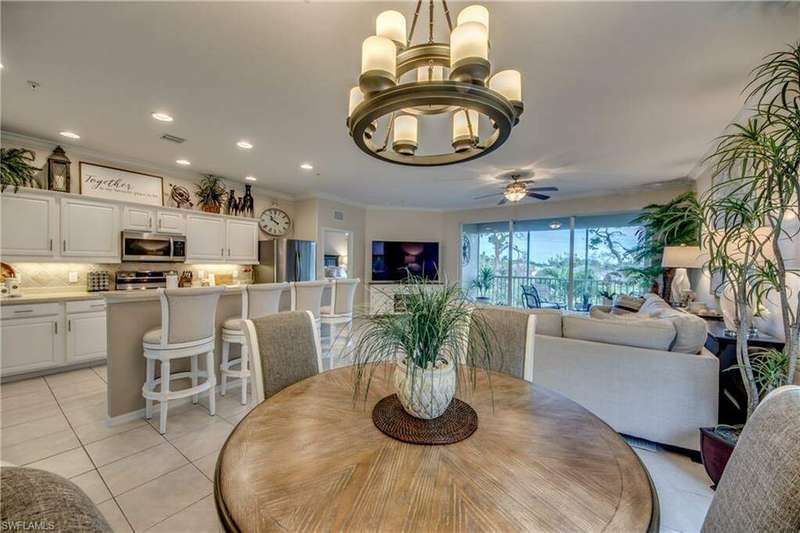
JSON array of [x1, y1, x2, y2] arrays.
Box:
[[121, 232, 186, 262]]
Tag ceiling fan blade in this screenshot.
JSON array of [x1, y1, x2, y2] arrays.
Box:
[[497, 197, 508, 206], [528, 192, 551, 200], [527, 186, 559, 192], [473, 192, 502, 200]]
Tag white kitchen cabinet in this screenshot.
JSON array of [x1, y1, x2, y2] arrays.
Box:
[[157, 211, 186, 235], [186, 214, 225, 261], [1, 193, 58, 257], [1, 304, 64, 376], [61, 198, 120, 260], [123, 206, 155, 232], [66, 301, 107, 364], [225, 219, 259, 263]]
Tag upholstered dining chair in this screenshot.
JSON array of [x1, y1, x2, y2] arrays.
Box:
[[702, 385, 800, 533], [142, 286, 225, 434], [467, 305, 535, 382], [220, 282, 289, 405], [290, 280, 329, 324], [242, 311, 324, 403]]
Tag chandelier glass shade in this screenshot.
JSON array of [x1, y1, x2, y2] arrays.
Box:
[[347, 1, 523, 166], [504, 181, 528, 202]]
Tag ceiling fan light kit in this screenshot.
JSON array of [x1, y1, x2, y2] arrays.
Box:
[[347, 1, 523, 167]]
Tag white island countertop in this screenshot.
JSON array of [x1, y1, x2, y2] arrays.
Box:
[[0, 285, 248, 305]]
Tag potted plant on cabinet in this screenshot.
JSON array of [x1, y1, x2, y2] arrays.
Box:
[[349, 277, 495, 420], [1, 148, 41, 192], [471, 265, 495, 304], [194, 174, 227, 214], [697, 41, 799, 487]]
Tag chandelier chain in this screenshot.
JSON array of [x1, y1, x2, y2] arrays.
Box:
[[377, 111, 397, 153], [407, 0, 423, 45], [428, 0, 434, 43], [463, 108, 476, 143], [441, 0, 454, 32]]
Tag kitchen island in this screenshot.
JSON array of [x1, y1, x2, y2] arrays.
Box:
[[104, 286, 254, 420]]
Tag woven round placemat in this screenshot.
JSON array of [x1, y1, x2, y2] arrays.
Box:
[[372, 394, 478, 445]]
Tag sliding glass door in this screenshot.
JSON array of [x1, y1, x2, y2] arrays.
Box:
[[462, 212, 646, 310]]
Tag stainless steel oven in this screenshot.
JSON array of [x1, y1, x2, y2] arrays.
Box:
[[122, 232, 186, 262]]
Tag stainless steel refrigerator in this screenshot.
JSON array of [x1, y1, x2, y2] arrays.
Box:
[[254, 239, 317, 283]]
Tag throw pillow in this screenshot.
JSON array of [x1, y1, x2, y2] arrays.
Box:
[[562, 315, 676, 351], [611, 294, 645, 315]]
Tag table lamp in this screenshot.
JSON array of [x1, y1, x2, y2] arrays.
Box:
[[661, 245, 705, 304]]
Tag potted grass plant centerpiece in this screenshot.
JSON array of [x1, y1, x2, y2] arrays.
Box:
[[350, 276, 495, 435]]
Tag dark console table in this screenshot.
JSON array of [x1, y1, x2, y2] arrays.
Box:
[[704, 321, 784, 425]]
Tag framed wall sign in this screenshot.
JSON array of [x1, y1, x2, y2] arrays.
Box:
[[79, 162, 164, 206]]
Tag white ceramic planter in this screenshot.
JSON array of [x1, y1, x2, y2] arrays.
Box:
[[394, 358, 456, 419]]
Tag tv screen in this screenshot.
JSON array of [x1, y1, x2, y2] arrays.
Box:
[[372, 241, 439, 281]]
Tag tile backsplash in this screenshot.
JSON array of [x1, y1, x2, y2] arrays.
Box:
[[8, 262, 252, 289]]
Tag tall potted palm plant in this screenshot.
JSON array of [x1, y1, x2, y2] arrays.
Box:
[[698, 41, 800, 485]]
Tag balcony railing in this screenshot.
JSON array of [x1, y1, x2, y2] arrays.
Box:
[[483, 276, 645, 310]]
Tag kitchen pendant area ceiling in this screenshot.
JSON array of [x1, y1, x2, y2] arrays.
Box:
[[1, 2, 797, 208]]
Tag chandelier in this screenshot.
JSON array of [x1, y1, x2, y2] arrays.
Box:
[[347, 1, 523, 166]]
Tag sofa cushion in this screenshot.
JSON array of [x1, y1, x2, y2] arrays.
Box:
[[611, 294, 645, 315], [638, 293, 671, 316], [562, 315, 676, 351], [590, 306, 649, 321], [635, 294, 707, 354]]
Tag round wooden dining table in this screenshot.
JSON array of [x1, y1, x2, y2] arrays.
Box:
[[215, 367, 658, 532]]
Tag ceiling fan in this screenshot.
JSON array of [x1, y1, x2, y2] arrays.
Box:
[[473, 171, 559, 205]]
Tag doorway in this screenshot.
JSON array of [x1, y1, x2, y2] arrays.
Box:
[[320, 227, 354, 280]]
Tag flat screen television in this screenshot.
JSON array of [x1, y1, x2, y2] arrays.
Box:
[[372, 241, 439, 281]]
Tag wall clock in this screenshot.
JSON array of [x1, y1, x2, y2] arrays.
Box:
[[259, 207, 291, 236]]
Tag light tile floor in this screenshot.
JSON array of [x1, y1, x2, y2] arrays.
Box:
[[0, 358, 714, 532]]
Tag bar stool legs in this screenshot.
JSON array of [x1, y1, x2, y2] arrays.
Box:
[[220, 334, 251, 406], [145, 359, 154, 420], [206, 350, 216, 416]]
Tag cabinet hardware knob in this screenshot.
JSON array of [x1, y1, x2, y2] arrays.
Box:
[[68, 319, 71, 332], [13, 309, 33, 314], [54, 321, 58, 335], [50, 239, 53, 251], [63, 240, 66, 252]]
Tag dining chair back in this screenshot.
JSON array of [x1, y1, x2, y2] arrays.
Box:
[[467, 305, 535, 383], [242, 311, 323, 403], [290, 280, 329, 319], [702, 385, 800, 532]]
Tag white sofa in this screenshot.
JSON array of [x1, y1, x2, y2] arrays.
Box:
[[520, 304, 719, 452]]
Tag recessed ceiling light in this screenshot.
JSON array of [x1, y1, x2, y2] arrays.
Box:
[[245, 176, 257, 182], [176, 159, 191, 166], [59, 131, 80, 139], [152, 112, 174, 122], [237, 141, 253, 150], [300, 163, 314, 170]]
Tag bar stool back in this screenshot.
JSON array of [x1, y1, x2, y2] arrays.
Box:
[[142, 286, 225, 434], [220, 283, 289, 404], [320, 279, 360, 349], [290, 280, 329, 322]]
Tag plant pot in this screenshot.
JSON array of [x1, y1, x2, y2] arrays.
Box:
[[700, 426, 738, 489], [201, 204, 221, 214], [394, 358, 456, 419]]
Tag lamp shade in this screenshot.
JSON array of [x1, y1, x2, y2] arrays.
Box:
[[450, 21, 488, 64], [376, 10, 406, 45], [361, 36, 396, 75], [393, 115, 418, 145], [457, 5, 489, 34], [661, 246, 705, 268], [489, 70, 522, 103], [348, 86, 363, 117], [452, 109, 479, 141]]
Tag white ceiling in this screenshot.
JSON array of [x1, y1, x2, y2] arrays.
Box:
[[2, 2, 797, 209]]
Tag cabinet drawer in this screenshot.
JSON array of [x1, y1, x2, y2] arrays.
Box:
[[65, 299, 106, 314], [1, 303, 62, 320]]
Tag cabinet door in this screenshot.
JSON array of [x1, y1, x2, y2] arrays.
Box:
[[186, 215, 225, 261], [67, 311, 107, 363], [1, 316, 63, 375], [61, 198, 120, 259], [1, 193, 57, 257], [157, 211, 186, 235], [226, 219, 259, 263], [123, 206, 155, 232]]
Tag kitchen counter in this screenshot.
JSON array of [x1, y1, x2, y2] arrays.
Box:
[[103, 285, 246, 304], [0, 290, 104, 305]]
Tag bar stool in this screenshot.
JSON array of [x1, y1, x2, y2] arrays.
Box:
[[320, 278, 359, 348], [290, 280, 329, 327], [142, 286, 225, 434], [220, 282, 288, 404]]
